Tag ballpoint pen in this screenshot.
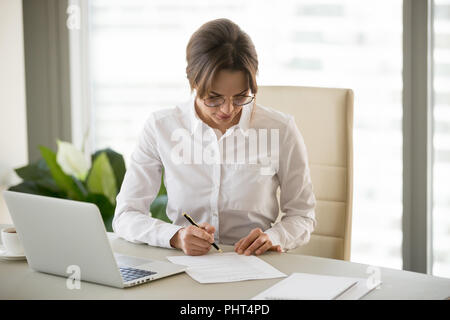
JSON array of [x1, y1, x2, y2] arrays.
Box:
[[182, 212, 223, 253]]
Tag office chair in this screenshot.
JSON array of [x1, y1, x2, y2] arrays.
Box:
[[257, 85, 354, 261]]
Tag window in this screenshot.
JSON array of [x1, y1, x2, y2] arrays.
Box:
[[86, 0, 403, 269], [432, 0, 450, 278]]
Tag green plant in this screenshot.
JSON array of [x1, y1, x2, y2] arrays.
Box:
[[8, 141, 170, 231]]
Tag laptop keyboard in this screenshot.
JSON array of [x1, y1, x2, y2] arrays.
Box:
[[119, 267, 157, 282]]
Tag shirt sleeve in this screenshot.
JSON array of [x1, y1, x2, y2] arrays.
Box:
[[112, 114, 183, 249], [264, 116, 317, 251]]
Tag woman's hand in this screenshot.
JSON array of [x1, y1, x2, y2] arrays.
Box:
[[170, 222, 215, 256], [234, 228, 282, 256]]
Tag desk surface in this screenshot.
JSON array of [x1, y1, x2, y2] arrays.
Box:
[[0, 226, 449, 300]]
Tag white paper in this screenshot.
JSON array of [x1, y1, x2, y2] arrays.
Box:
[[166, 252, 286, 284], [252, 272, 360, 300], [335, 277, 382, 300]]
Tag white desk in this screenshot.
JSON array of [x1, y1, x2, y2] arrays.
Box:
[[0, 224, 449, 299]]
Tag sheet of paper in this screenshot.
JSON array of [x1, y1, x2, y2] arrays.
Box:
[[252, 272, 360, 300], [166, 252, 286, 284], [336, 277, 382, 300]]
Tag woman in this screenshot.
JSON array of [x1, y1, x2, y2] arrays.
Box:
[[112, 18, 316, 256]]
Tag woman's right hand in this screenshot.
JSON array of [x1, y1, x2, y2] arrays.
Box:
[[170, 222, 215, 256]]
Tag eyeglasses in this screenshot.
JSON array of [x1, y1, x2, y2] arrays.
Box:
[[203, 94, 255, 108]]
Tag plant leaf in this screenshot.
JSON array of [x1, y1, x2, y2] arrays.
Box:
[[156, 166, 167, 196], [149, 167, 168, 221], [86, 152, 117, 206], [71, 175, 88, 198], [150, 194, 171, 223], [91, 148, 126, 193], [15, 159, 51, 181], [85, 193, 115, 232], [8, 181, 66, 199], [14, 159, 63, 194]]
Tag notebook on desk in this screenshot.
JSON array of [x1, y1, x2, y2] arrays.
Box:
[[252, 272, 382, 300]]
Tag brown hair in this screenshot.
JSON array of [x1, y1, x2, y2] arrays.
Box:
[[185, 18, 259, 99]]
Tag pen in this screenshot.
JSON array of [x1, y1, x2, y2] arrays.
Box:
[[182, 212, 223, 253]]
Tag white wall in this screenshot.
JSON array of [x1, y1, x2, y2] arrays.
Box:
[[0, 0, 28, 224]]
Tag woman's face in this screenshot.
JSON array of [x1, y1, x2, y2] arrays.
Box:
[[195, 69, 250, 131]]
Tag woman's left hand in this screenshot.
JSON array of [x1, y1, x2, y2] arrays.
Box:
[[234, 228, 282, 256]]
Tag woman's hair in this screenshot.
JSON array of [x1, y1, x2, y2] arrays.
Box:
[[185, 18, 259, 99]]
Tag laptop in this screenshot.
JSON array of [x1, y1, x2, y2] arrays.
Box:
[[2, 190, 186, 288]]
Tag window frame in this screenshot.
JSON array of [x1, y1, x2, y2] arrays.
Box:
[[402, 0, 434, 274]]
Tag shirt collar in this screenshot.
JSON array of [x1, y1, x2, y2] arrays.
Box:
[[188, 90, 254, 135], [188, 92, 202, 135], [237, 99, 254, 135]]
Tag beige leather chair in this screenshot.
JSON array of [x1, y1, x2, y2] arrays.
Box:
[[256, 86, 354, 261]]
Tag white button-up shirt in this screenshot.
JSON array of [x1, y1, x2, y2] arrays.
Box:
[[112, 92, 316, 251]]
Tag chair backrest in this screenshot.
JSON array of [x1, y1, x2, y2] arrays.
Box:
[[256, 85, 354, 261]]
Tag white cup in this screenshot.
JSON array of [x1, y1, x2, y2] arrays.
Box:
[[1, 227, 25, 255]]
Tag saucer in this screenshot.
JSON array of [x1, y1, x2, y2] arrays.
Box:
[[0, 245, 26, 261]]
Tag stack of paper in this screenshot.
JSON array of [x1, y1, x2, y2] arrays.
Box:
[[167, 252, 286, 284], [252, 273, 382, 300]]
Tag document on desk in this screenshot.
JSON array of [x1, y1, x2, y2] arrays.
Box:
[[252, 273, 364, 300], [335, 277, 382, 300], [166, 252, 286, 284]]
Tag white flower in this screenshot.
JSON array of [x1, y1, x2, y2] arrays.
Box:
[[56, 140, 91, 181]]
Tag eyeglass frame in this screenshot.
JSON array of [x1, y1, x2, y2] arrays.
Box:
[[202, 92, 256, 108]]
